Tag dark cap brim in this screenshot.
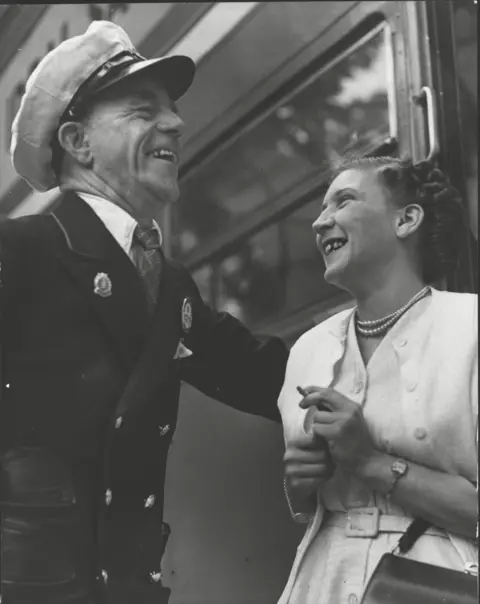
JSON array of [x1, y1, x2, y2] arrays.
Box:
[[94, 54, 195, 101]]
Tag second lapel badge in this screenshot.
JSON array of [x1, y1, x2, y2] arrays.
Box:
[[94, 272, 112, 298], [181, 297, 193, 333]]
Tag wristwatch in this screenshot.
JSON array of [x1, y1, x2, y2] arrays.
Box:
[[386, 458, 408, 499]]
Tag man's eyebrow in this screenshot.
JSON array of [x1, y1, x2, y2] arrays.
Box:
[[124, 89, 156, 106], [129, 89, 178, 112]]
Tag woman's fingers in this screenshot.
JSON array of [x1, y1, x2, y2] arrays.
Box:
[[299, 387, 355, 412], [288, 476, 329, 492], [284, 446, 330, 464], [299, 392, 331, 410], [308, 410, 342, 425], [292, 452, 328, 465], [311, 423, 339, 441], [286, 462, 332, 477]]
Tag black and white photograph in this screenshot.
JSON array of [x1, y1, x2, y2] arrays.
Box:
[[0, 2, 477, 603]]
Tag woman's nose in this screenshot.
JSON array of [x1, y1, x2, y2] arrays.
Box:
[[312, 213, 335, 234]]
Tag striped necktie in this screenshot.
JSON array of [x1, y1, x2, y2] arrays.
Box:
[[131, 224, 163, 314]]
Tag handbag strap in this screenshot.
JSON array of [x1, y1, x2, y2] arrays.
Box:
[[396, 517, 432, 554]]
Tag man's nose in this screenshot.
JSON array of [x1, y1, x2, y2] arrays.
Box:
[[155, 109, 185, 136]]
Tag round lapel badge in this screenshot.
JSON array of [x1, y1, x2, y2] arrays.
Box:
[[181, 297, 193, 333], [94, 272, 112, 298]]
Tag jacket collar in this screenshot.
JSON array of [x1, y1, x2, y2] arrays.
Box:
[[49, 192, 148, 368], [52, 190, 126, 259], [326, 308, 354, 341], [49, 192, 194, 373], [326, 286, 436, 341], [76, 192, 163, 254]]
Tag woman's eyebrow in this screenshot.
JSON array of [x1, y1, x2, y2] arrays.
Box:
[[320, 187, 358, 212]]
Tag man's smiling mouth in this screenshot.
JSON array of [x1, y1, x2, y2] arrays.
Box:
[[148, 148, 178, 164]]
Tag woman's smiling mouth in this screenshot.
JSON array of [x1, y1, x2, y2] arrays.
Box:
[[323, 237, 348, 256]]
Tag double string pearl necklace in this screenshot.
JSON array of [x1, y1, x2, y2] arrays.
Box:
[[355, 286, 430, 338]]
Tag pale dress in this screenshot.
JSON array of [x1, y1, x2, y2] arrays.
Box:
[[287, 293, 477, 604]]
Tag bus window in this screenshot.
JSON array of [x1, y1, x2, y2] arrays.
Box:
[[453, 0, 477, 240], [173, 23, 395, 261], [215, 199, 341, 327], [191, 264, 214, 305]]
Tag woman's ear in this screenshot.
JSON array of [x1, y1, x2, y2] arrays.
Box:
[[57, 121, 92, 167], [395, 203, 424, 240]]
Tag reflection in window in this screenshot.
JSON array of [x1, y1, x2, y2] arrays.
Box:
[[173, 24, 394, 259], [216, 199, 340, 327], [192, 264, 214, 305], [453, 0, 477, 240]]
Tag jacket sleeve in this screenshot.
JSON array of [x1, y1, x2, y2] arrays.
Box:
[[178, 269, 289, 423]]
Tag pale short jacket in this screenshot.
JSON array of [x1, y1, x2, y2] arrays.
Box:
[[278, 288, 478, 603]]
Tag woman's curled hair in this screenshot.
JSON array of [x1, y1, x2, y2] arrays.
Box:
[[330, 155, 466, 284]]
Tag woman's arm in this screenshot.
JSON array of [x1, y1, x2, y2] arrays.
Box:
[[300, 386, 477, 540], [357, 451, 477, 539]]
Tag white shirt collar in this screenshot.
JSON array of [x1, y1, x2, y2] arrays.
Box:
[[77, 192, 163, 257]]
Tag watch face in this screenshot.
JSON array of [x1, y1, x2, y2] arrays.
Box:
[[392, 459, 407, 476]]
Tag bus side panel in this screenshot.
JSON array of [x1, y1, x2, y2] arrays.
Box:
[[179, 1, 360, 162], [163, 385, 303, 604]]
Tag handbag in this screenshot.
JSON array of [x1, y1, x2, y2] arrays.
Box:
[[361, 517, 478, 604]]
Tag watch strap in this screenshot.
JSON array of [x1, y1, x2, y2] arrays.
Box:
[[386, 458, 408, 499]]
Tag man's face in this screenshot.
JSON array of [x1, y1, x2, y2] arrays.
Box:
[[83, 72, 184, 211], [312, 168, 402, 290]]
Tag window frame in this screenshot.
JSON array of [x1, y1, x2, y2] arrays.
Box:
[[170, 0, 436, 334], [176, 16, 400, 272], [422, 0, 478, 293]]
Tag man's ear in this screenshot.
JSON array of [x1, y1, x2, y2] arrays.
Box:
[[395, 203, 424, 240], [57, 121, 92, 167]]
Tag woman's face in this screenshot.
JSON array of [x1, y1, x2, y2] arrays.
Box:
[[313, 168, 403, 290]]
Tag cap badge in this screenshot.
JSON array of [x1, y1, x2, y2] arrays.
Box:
[[181, 297, 193, 333], [94, 272, 112, 297]]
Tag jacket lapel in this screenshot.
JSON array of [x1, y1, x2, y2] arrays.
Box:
[[113, 257, 188, 419], [49, 192, 149, 369]]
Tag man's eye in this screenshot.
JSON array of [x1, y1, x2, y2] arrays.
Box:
[[135, 107, 153, 117]]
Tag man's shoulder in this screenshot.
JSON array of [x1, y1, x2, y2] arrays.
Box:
[[165, 257, 198, 289], [0, 214, 57, 271], [0, 213, 52, 240]]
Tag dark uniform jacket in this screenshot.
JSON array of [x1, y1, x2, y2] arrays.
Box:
[[0, 192, 289, 603]]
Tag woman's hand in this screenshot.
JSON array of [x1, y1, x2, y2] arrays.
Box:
[[299, 387, 477, 538], [299, 386, 376, 476], [284, 434, 335, 502]]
